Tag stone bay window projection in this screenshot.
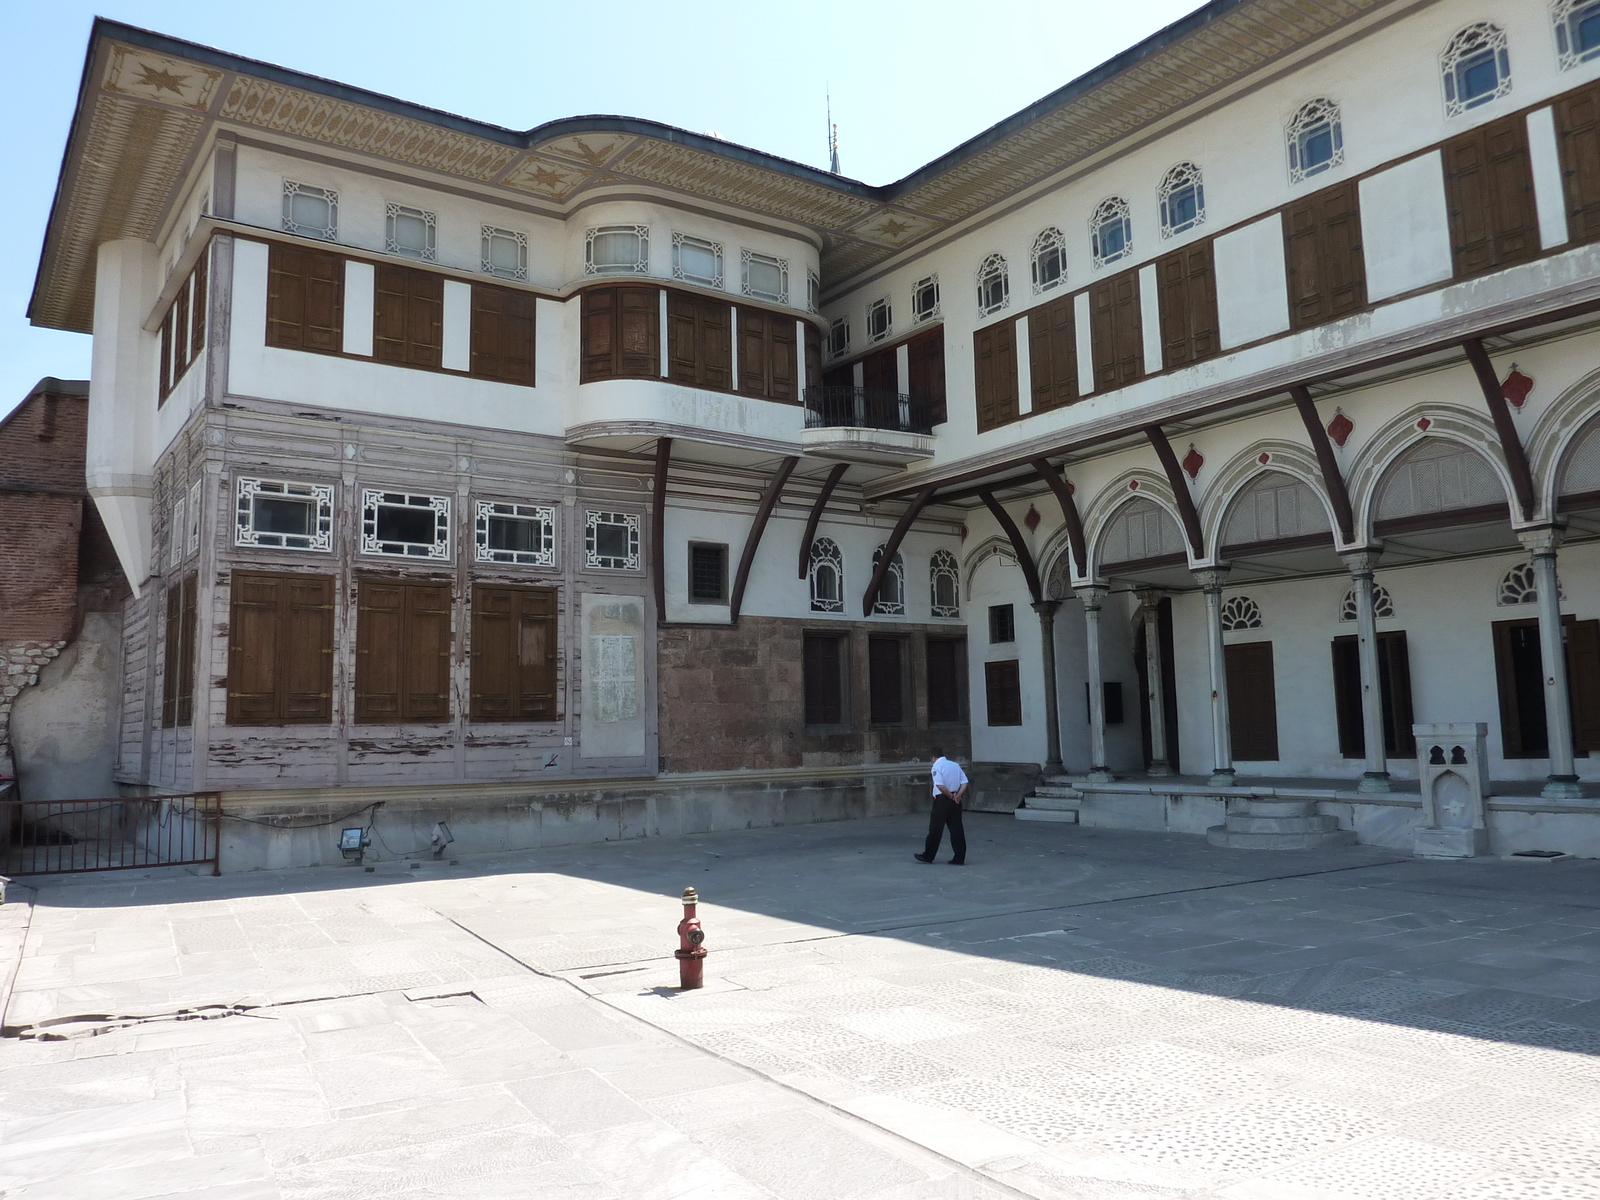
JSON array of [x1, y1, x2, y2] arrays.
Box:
[[34, 1, 1600, 867]]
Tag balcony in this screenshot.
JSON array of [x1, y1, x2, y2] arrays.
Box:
[[799, 386, 936, 468]]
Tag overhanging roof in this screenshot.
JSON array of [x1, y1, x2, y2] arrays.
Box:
[[32, 2, 1401, 334]]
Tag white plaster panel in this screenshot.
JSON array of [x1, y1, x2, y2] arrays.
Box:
[[343, 261, 374, 357], [1015, 314, 1032, 415], [1527, 107, 1570, 250], [1213, 216, 1290, 348], [1138, 263, 1163, 373], [579, 593, 647, 760], [1074, 291, 1094, 397], [442, 279, 471, 371], [570, 378, 804, 446], [896, 342, 911, 399], [1360, 152, 1453, 302]]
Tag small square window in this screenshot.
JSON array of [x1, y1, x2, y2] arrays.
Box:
[[585, 511, 640, 571], [828, 316, 849, 359], [235, 477, 335, 552], [1558, 0, 1600, 69], [482, 226, 529, 281], [866, 298, 891, 344], [387, 204, 436, 261], [742, 250, 788, 303], [282, 181, 337, 240], [689, 542, 728, 603], [474, 501, 554, 566], [361, 490, 451, 559], [912, 275, 940, 323], [989, 604, 1015, 644], [673, 234, 723, 288], [587, 226, 648, 275]]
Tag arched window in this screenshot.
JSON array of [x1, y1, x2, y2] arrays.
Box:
[[871, 545, 905, 615], [1220, 596, 1263, 631], [1031, 228, 1067, 294], [930, 550, 960, 618], [976, 254, 1010, 316], [1090, 197, 1132, 269], [1340, 584, 1395, 621], [1497, 562, 1563, 605], [1287, 99, 1344, 184], [1442, 23, 1511, 116], [809, 537, 844, 613], [1555, 0, 1600, 70], [1158, 164, 1205, 237], [1220, 471, 1331, 552], [1374, 439, 1506, 527], [1097, 497, 1186, 571]]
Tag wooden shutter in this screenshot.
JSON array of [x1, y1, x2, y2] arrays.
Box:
[[1444, 114, 1539, 280], [303, 249, 344, 353], [469, 283, 536, 385], [1224, 641, 1279, 761], [1156, 241, 1219, 369], [869, 637, 904, 725], [1028, 292, 1078, 412], [984, 659, 1022, 726], [668, 292, 731, 390], [1492, 618, 1545, 758], [1330, 636, 1363, 758], [769, 314, 797, 402], [1569, 618, 1600, 755], [1089, 271, 1143, 390], [667, 290, 699, 383], [617, 287, 660, 378], [266, 243, 307, 349], [162, 582, 182, 728], [374, 264, 442, 368], [804, 323, 823, 401], [907, 327, 946, 425], [471, 585, 556, 722], [803, 635, 843, 725], [1557, 80, 1600, 245], [1378, 630, 1415, 757], [191, 252, 208, 358], [862, 346, 898, 396], [403, 584, 452, 723], [973, 320, 1019, 433], [227, 571, 333, 725], [581, 287, 617, 381], [1284, 180, 1366, 330], [158, 310, 173, 402], [176, 573, 197, 727], [283, 575, 334, 723], [174, 281, 191, 374], [739, 306, 769, 394], [927, 639, 963, 724], [356, 581, 405, 723]]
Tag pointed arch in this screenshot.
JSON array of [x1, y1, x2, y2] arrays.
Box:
[[1525, 364, 1600, 518], [1345, 406, 1517, 541], [1200, 441, 1338, 556], [1082, 471, 1188, 579], [962, 536, 1021, 601]]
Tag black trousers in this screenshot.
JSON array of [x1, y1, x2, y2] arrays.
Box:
[[923, 795, 967, 863]]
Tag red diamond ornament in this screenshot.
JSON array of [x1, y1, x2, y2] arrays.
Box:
[[1417, 417, 1432, 432], [1024, 504, 1041, 532], [1258, 452, 1271, 465], [1129, 479, 1139, 491], [1502, 366, 1534, 409], [1181, 444, 1204, 481], [1327, 409, 1353, 447]]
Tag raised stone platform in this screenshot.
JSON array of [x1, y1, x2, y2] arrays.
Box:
[[1014, 778, 1081, 823], [1205, 796, 1357, 849]]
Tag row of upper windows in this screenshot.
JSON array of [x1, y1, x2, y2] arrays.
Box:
[[278, 180, 811, 304], [827, 12, 1600, 353], [806, 538, 961, 619], [167, 475, 643, 571]]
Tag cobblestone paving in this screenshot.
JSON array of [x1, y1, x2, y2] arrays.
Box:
[[5, 814, 1600, 1197]]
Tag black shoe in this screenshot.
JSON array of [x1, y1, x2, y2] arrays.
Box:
[[948, 859, 965, 865], [914, 853, 934, 863]]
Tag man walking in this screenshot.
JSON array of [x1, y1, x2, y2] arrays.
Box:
[[916, 749, 968, 865]]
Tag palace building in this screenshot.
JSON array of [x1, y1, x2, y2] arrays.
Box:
[[28, 1, 1600, 866]]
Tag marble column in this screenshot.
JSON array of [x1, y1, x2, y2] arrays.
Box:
[[1137, 590, 1172, 777], [1195, 569, 1234, 785], [1340, 550, 1390, 794], [1080, 584, 1112, 783], [1521, 527, 1582, 800], [1033, 599, 1064, 776]]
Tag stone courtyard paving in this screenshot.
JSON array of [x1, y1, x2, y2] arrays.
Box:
[[6, 816, 1600, 1198]]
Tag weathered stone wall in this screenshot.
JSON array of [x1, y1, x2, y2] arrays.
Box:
[[657, 616, 971, 773]]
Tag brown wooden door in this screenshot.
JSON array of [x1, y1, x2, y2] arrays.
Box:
[[984, 659, 1022, 726], [973, 320, 1019, 432], [1089, 271, 1143, 390], [861, 346, 898, 396], [1330, 630, 1415, 758], [803, 634, 844, 725], [1557, 81, 1600, 245], [1444, 115, 1539, 280], [869, 637, 904, 725], [1028, 293, 1078, 412], [907, 327, 946, 425], [1224, 640, 1279, 761], [926, 638, 964, 725], [1570, 618, 1600, 754], [1283, 180, 1365, 330], [1495, 615, 1600, 757], [1155, 241, 1219, 369], [470, 283, 536, 384]]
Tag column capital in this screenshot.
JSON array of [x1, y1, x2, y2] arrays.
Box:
[[1135, 588, 1165, 609], [1075, 583, 1108, 610], [1031, 598, 1062, 617], [1517, 524, 1565, 556], [1192, 567, 1229, 592], [1339, 548, 1382, 576]]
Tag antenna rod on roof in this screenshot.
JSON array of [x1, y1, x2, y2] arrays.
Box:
[[827, 89, 841, 175]]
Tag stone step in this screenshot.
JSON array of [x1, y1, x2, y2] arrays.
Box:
[[1022, 794, 1081, 812], [1221, 814, 1343, 836], [1206, 825, 1357, 850], [1016, 807, 1079, 824], [1031, 784, 1082, 799]]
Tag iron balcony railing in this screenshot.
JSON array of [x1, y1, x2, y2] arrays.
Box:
[[804, 386, 934, 435], [0, 793, 222, 876]]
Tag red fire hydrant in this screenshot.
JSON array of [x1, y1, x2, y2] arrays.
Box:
[[675, 886, 707, 989]]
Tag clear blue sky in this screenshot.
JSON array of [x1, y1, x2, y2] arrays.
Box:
[[1, 1, 1207, 420]]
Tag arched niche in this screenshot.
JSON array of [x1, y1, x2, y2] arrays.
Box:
[[1372, 438, 1516, 557], [1218, 470, 1340, 579], [1096, 497, 1188, 586]]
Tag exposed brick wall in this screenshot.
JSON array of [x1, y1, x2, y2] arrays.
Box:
[[657, 615, 971, 773]]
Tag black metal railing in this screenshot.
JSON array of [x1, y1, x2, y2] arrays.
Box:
[[0, 793, 222, 876], [804, 386, 933, 435]]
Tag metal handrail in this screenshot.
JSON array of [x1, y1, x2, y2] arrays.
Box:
[[804, 386, 932, 435]]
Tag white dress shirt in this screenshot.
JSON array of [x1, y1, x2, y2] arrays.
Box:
[[931, 756, 969, 799]]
